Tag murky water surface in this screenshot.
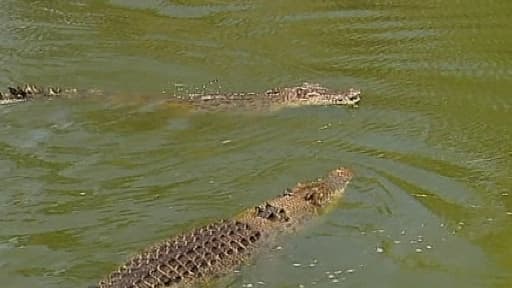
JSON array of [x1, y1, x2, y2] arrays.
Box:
[[1, 1, 511, 287]]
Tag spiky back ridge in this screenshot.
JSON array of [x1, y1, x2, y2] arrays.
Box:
[[0, 84, 63, 100], [94, 167, 352, 288], [98, 220, 262, 288]]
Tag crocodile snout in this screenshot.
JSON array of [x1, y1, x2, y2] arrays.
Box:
[[337, 88, 361, 105]]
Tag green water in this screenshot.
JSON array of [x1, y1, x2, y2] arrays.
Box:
[[1, 1, 511, 287]]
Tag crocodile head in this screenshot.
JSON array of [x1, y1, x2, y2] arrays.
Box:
[[262, 167, 353, 222], [267, 83, 361, 107], [297, 87, 361, 106], [238, 167, 353, 232], [298, 167, 353, 207]]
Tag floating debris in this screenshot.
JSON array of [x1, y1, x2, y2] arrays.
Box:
[[306, 257, 317, 267], [346, 269, 355, 273], [415, 248, 423, 253], [293, 263, 302, 267], [426, 245, 433, 249], [376, 247, 384, 253], [319, 123, 332, 130], [221, 139, 232, 144]]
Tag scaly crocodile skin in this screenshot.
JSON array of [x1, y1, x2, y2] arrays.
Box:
[[93, 167, 353, 288], [1, 83, 361, 109]]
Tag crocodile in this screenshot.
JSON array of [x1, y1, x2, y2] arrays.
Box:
[[0, 83, 361, 110], [170, 82, 361, 111], [92, 167, 353, 288]]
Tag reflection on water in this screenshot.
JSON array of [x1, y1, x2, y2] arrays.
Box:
[[1, 1, 511, 287]]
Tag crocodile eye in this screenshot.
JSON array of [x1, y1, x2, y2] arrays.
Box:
[[283, 188, 293, 196]]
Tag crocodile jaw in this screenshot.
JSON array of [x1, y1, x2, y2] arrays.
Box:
[[334, 88, 361, 106]]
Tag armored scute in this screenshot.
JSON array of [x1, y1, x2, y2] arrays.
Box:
[[94, 167, 353, 288], [0, 84, 76, 105]]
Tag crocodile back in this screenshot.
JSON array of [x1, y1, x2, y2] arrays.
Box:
[[98, 220, 262, 288]]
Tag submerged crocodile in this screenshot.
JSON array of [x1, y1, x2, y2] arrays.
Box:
[[92, 167, 353, 288], [0, 83, 361, 110], [0, 84, 99, 105]]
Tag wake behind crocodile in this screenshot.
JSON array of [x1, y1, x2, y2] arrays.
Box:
[[0, 83, 361, 110], [91, 167, 353, 288]]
